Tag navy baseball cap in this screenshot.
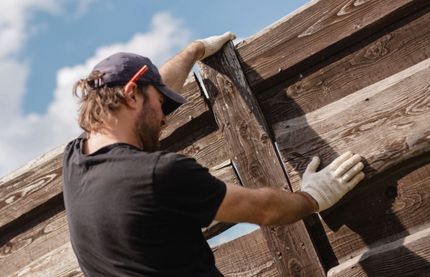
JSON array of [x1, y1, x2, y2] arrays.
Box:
[[90, 52, 186, 115]]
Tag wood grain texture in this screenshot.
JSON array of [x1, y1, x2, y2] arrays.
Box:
[[199, 41, 325, 276], [308, 156, 430, 269], [1, 209, 69, 276], [9, 242, 83, 277], [213, 229, 280, 276], [177, 129, 229, 170], [274, 57, 430, 191], [327, 225, 430, 277], [160, 72, 209, 142], [258, 6, 430, 125], [0, 145, 65, 229], [237, 0, 429, 92]]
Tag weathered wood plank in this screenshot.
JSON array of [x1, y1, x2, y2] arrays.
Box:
[[258, 6, 430, 125], [175, 129, 229, 170], [199, 41, 325, 276], [0, 145, 65, 229], [1, 208, 69, 276], [274, 57, 430, 191], [160, 72, 209, 141], [0, 160, 239, 276], [327, 225, 430, 277], [237, 0, 429, 92], [10, 242, 83, 277], [308, 156, 430, 269], [213, 229, 280, 276]]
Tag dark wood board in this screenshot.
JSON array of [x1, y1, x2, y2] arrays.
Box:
[[327, 226, 430, 277], [274, 58, 430, 191], [237, 0, 429, 92], [258, 6, 430, 126], [308, 156, 430, 269], [0, 145, 65, 230], [199, 41, 325, 276], [160, 73, 209, 141]]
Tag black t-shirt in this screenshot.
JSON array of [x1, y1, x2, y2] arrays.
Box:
[[62, 134, 227, 276]]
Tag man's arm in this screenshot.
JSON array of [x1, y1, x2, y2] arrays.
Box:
[[215, 152, 365, 226], [215, 185, 318, 226], [159, 32, 236, 92]]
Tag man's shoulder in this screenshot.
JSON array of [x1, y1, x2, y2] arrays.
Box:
[[154, 151, 197, 173]]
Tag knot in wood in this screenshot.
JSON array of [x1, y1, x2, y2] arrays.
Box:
[[249, 160, 261, 179], [288, 258, 303, 275], [237, 120, 249, 137], [260, 133, 269, 143], [365, 35, 391, 60], [287, 82, 304, 97], [221, 77, 234, 95]]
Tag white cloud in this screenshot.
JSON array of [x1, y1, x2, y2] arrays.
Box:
[[0, 0, 60, 58], [0, 12, 190, 177]]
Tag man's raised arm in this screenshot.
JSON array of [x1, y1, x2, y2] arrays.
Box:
[[159, 32, 236, 92]]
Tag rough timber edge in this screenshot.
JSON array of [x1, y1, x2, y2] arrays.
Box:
[[236, 0, 319, 48], [0, 144, 66, 185]]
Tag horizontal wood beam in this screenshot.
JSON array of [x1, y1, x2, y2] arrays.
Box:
[[237, 0, 429, 92], [258, 6, 430, 125], [327, 225, 430, 276], [274, 57, 430, 191], [160, 73, 209, 143], [308, 156, 430, 269], [10, 242, 83, 277], [0, 145, 65, 229]]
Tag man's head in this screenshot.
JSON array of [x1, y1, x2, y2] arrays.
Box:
[[73, 52, 186, 151]]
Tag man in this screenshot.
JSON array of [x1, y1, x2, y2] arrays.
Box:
[[63, 32, 365, 276]]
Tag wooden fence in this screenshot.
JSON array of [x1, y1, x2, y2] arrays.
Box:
[[1, 0, 430, 276]]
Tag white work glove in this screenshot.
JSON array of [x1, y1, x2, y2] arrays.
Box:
[[197, 31, 236, 60], [301, 151, 365, 212]]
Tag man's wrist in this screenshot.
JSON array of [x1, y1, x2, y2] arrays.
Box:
[[296, 191, 319, 213], [188, 41, 205, 60]]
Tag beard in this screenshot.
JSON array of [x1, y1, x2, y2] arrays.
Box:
[[134, 103, 161, 152]]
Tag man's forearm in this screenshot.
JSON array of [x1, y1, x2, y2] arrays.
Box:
[[159, 41, 204, 92], [262, 188, 318, 226]]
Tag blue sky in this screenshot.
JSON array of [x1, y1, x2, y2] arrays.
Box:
[[0, 0, 309, 245]]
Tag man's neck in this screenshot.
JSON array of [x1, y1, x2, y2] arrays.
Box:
[[84, 130, 142, 155]]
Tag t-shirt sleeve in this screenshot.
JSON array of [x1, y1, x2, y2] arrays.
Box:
[[153, 152, 227, 227]]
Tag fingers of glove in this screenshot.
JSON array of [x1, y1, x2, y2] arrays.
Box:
[[329, 151, 353, 170], [305, 156, 320, 174], [198, 32, 236, 59], [345, 171, 365, 191], [334, 154, 362, 177], [221, 31, 236, 41], [341, 162, 364, 183]]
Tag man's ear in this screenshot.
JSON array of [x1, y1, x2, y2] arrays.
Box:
[[123, 83, 140, 108]]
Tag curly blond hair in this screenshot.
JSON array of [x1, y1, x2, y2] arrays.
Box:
[[72, 70, 147, 133]]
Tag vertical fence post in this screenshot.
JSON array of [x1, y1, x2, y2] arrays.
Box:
[[198, 41, 325, 276]]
